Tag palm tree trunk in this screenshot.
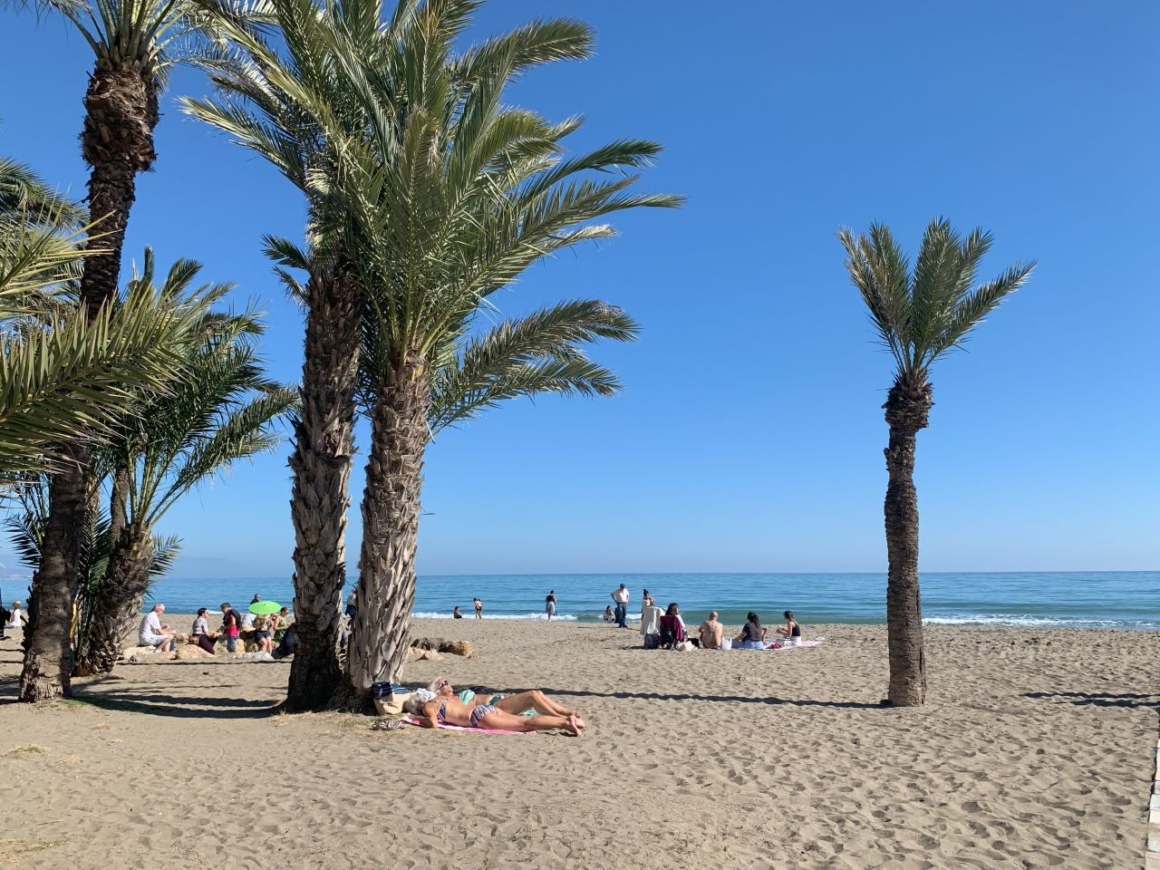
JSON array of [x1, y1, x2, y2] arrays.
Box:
[[333, 356, 428, 713], [19, 454, 88, 700], [21, 66, 158, 701], [882, 379, 932, 707], [74, 525, 154, 677], [285, 268, 361, 712]]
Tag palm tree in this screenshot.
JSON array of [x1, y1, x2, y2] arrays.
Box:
[[323, 2, 680, 709], [4, 0, 233, 700], [72, 250, 296, 675], [0, 161, 202, 478], [183, 0, 655, 710], [839, 219, 1034, 706]]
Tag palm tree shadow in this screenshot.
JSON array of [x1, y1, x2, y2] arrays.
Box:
[[70, 687, 279, 719], [532, 686, 883, 709], [1022, 690, 1160, 709]]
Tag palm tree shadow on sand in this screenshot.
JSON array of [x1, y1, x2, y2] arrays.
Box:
[[1022, 691, 1160, 709], [531, 686, 884, 709]]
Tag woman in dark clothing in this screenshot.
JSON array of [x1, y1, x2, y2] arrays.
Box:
[[734, 611, 767, 649]]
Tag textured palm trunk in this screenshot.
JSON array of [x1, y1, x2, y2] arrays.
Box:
[[20, 65, 157, 702], [334, 356, 428, 713], [19, 457, 88, 700], [285, 268, 361, 712], [882, 378, 932, 707], [74, 526, 154, 677]]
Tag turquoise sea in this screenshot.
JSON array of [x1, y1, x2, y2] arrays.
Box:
[[92, 570, 1160, 630]]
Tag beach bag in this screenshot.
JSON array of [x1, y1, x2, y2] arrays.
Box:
[[643, 633, 660, 650]]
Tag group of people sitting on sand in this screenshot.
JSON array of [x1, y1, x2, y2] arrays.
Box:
[[636, 592, 803, 651], [138, 599, 295, 658], [402, 677, 585, 736]]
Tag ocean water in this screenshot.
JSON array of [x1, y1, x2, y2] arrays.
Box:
[[67, 571, 1160, 630]]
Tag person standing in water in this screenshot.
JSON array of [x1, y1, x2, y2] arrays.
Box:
[[545, 590, 557, 621]]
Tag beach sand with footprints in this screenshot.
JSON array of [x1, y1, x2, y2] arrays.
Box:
[[1, 618, 1157, 869]]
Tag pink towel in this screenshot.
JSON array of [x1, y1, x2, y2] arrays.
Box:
[[764, 639, 824, 650], [399, 713, 532, 736]]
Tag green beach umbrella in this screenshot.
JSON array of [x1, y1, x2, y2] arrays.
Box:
[[249, 600, 282, 616]]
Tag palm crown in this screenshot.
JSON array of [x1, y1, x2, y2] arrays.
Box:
[[839, 218, 1035, 384]]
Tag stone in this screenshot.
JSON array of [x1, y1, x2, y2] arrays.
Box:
[[438, 640, 475, 658], [410, 637, 445, 651], [122, 645, 157, 660], [173, 645, 215, 661], [1148, 824, 1160, 853]]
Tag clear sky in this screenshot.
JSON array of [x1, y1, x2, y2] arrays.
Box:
[[1, 1, 1157, 577]]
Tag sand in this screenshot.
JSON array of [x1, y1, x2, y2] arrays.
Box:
[[0, 618, 1157, 870]]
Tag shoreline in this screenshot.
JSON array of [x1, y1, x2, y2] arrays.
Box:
[[1, 620, 1157, 869]]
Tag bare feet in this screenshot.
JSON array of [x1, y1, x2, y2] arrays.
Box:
[[565, 713, 584, 736]]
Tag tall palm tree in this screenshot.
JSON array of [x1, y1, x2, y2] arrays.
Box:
[[183, 0, 653, 710], [4, 0, 238, 700], [323, 2, 680, 709], [72, 250, 296, 675], [839, 219, 1034, 706]]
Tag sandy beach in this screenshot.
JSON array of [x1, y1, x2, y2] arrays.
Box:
[[1, 618, 1157, 869]]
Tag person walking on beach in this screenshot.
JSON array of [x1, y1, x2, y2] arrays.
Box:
[[473, 597, 483, 619], [611, 584, 630, 628], [545, 590, 557, 621]]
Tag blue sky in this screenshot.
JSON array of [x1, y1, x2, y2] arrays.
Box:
[[1, 1, 1157, 577]]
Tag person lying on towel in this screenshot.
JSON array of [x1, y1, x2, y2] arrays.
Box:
[[404, 684, 583, 735]]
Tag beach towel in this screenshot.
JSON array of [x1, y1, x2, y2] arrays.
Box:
[[764, 639, 825, 650], [399, 714, 533, 736]]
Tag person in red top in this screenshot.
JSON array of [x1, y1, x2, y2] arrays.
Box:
[[220, 602, 242, 653]]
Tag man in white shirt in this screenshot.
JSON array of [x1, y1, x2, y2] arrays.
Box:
[[610, 584, 630, 629], [139, 603, 175, 652]]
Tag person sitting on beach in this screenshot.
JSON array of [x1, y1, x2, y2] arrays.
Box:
[[272, 623, 297, 660], [776, 611, 802, 645], [453, 606, 463, 619], [602, 605, 615, 622], [640, 600, 663, 647], [427, 678, 584, 723], [4, 600, 24, 630], [139, 603, 176, 653], [220, 603, 242, 653], [272, 607, 291, 643], [252, 613, 275, 654], [658, 603, 686, 648], [190, 608, 218, 654], [734, 612, 767, 650], [406, 688, 582, 736], [698, 611, 724, 650]]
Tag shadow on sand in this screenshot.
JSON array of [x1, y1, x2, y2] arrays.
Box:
[[68, 688, 278, 719], [1022, 690, 1160, 709], [530, 686, 884, 710]]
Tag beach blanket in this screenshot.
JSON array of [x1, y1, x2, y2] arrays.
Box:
[[764, 639, 824, 651], [399, 713, 533, 736]]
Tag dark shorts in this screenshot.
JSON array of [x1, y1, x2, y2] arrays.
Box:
[[254, 630, 271, 640]]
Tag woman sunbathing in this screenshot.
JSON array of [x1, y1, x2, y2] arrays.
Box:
[[428, 678, 584, 724], [406, 687, 583, 736]]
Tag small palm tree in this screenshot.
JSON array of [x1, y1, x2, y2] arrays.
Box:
[[839, 218, 1034, 706], [15, 249, 246, 700], [70, 250, 296, 675]]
